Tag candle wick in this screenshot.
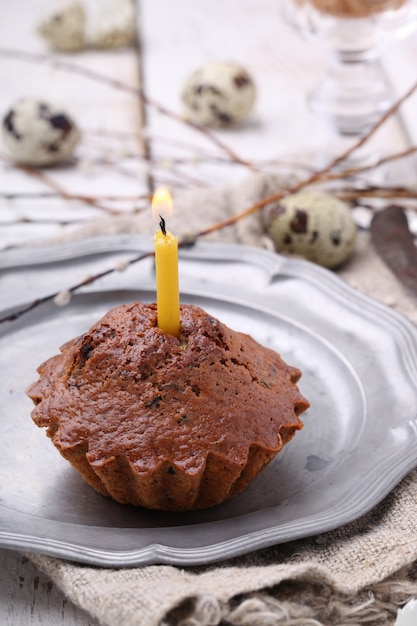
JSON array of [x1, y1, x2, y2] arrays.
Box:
[[159, 215, 167, 236]]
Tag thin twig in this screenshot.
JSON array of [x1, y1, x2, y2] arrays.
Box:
[[0, 189, 151, 203], [86, 127, 313, 174], [193, 75, 417, 237], [0, 47, 256, 170], [335, 187, 417, 202], [1, 217, 80, 226], [323, 145, 417, 182], [314, 77, 417, 177], [1, 154, 124, 215], [2, 61, 417, 323], [0, 251, 154, 324]]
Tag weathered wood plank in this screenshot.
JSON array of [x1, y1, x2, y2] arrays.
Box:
[[0, 0, 146, 250], [0, 549, 99, 625], [139, 0, 411, 191], [0, 2, 141, 624], [0, 1, 415, 624]]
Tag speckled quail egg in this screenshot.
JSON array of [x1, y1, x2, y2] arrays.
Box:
[[91, 0, 136, 49], [266, 191, 357, 268], [37, 1, 86, 52], [2, 98, 81, 166], [181, 61, 256, 128]]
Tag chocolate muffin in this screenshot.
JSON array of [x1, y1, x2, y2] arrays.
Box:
[[27, 303, 309, 511]]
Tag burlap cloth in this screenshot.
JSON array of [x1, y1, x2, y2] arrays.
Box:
[[26, 172, 417, 625]]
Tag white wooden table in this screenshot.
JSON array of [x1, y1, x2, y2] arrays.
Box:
[[1, 0, 416, 623]]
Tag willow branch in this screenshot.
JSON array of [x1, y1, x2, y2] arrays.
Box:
[[3, 71, 417, 323], [0, 251, 154, 324], [0, 47, 255, 170], [0, 191, 139, 201], [335, 186, 417, 202], [87, 127, 310, 173], [314, 77, 417, 177], [0, 154, 123, 215], [3, 192, 145, 201], [196, 75, 417, 236], [323, 145, 417, 182]]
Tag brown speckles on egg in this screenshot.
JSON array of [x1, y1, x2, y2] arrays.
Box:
[[3, 111, 21, 140], [309, 230, 319, 244], [290, 209, 308, 234], [50, 114, 73, 134], [207, 85, 224, 97], [331, 230, 341, 246], [1, 98, 80, 166], [267, 191, 357, 269], [234, 73, 250, 88], [216, 111, 233, 125], [38, 102, 51, 117], [182, 61, 256, 128], [38, 103, 74, 138]]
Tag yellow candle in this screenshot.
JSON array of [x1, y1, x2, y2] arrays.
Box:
[[152, 189, 180, 337]]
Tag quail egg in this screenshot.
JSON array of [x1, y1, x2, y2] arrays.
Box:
[[37, 1, 86, 52], [181, 61, 256, 128], [2, 98, 81, 166], [267, 191, 357, 268], [92, 0, 136, 49]]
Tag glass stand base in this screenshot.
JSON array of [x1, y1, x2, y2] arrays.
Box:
[[308, 58, 391, 136]]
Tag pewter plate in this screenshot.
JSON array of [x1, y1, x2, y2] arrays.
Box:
[[1, 237, 417, 566]]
